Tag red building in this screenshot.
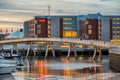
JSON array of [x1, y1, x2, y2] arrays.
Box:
[[28, 18, 50, 38], [80, 19, 102, 40]]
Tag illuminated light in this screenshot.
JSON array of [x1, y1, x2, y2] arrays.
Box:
[[61, 44, 70, 48], [63, 30, 78, 37], [48, 25, 51, 29], [79, 45, 83, 48], [63, 22, 72, 24], [36, 42, 46, 44], [48, 19, 51, 24], [48, 30, 51, 34], [88, 46, 94, 48], [111, 40, 120, 45], [63, 18, 72, 20], [38, 19, 46, 22]]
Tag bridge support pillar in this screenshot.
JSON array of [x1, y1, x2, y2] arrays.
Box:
[[98, 48, 102, 61], [45, 42, 55, 58], [67, 44, 77, 58], [93, 47, 102, 61], [11, 43, 18, 54], [26, 42, 36, 57], [93, 48, 97, 60]]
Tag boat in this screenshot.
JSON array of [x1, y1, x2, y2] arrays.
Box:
[[0, 64, 16, 74], [0, 74, 15, 80], [0, 59, 16, 64], [0, 55, 17, 74], [0, 52, 21, 59]]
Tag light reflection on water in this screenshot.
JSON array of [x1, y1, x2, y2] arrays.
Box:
[[1, 55, 120, 80]]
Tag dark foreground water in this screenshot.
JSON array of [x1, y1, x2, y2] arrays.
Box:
[[1, 55, 120, 80]]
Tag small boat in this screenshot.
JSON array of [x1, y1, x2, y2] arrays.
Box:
[[0, 59, 16, 64], [0, 64, 16, 74], [0, 55, 17, 74], [0, 74, 15, 80]]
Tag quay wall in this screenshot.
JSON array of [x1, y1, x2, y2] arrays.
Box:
[[109, 49, 120, 72]]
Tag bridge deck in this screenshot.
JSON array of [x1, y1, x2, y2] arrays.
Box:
[[0, 38, 116, 49]]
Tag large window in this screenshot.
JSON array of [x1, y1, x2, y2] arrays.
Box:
[[63, 18, 72, 20], [63, 30, 78, 37]]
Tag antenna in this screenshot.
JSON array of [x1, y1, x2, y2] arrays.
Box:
[[48, 0, 51, 18]]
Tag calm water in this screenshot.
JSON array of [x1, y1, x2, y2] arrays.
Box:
[[0, 55, 120, 80]]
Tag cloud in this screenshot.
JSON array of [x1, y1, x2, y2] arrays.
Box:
[[0, 21, 23, 29], [0, 0, 120, 28]]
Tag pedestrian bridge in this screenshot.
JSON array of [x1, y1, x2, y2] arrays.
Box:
[[0, 38, 116, 48], [0, 38, 117, 59]]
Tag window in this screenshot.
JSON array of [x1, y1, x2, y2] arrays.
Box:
[[88, 25, 92, 29], [63, 18, 72, 20], [112, 18, 120, 20], [63, 22, 72, 24], [63, 30, 78, 37], [88, 30, 92, 34], [37, 25, 41, 34]]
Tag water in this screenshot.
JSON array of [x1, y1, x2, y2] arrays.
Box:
[[1, 55, 120, 80]]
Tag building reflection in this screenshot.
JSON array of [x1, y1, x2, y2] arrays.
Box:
[[17, 56, 102, 79]]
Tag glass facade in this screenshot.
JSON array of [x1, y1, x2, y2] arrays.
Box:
[[63, 30, 78, 37], [111, 17, 120, 40]]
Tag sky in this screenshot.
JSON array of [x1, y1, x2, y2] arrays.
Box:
[[0, 0, 120, 31]]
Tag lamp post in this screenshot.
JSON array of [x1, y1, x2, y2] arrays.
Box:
[[85, 20, 89, 39]]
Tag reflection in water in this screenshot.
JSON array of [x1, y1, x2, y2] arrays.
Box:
[[11, 56, 119, 80], [0, 74, 15, 80]]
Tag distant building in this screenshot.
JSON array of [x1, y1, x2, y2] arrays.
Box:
[[24, 21, 29, 38], [23, 13, 120, 44], [79, 13, 111, 42], [6, 29, 24, 39], [80, 19, 102, 40], [24, 16, 78, 39], [107, 16, 120, 40]]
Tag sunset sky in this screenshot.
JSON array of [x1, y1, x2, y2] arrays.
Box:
[[0, 0, 120, 31]]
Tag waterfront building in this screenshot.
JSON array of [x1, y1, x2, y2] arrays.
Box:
[[24, 15, 78, 49], [24, 16, 78, 39], [79, 13, 111, 42], [24, 14, 120, 47], [80, 19, 102, 40], [24, 21, 29, 38], [106, 16, 120, 45]]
